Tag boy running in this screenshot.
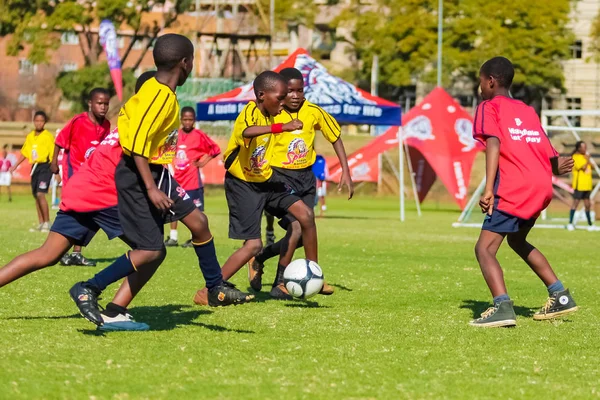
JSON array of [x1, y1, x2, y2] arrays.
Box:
[[10, 111, 54, 232], [51, 88, 111, 267], [69, 34, 252, 328], [165, 107, 221, 247], [471, 57, 578, 328], [248, 67, 354, 299]]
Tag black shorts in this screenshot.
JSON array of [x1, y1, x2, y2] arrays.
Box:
[[31, 162, 52, 197], [50, 207, 122, 247], [573, 190, 591, 200], [482, 209, 536, 234], [116, 155, 197, 251], [187, 187, 205, 211], [266, 167, 316, 229], [224, 173, 302, 240]]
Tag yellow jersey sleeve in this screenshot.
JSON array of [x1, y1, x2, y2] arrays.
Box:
[[572, 153, 593, 191], [119, 78, 180, 164], [21, 132, 33, 161], [573, 154, 588, 171], [21, 130, 54, 163], [309, 104, 341, 143]]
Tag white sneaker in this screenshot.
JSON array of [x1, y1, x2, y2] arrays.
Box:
[[567, 224, 575, 231], [99, 311, 150, 331], [29, 223, 42, 232], [40, 222, 49, 233], [588, 225, 600, 232]]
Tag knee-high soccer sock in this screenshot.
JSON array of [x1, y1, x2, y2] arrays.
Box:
[[272, 263, 286, 287], [493, 294, 510, 306], [547, 280, 565, 296], [585, 211, 593, 225], [193, 237, 222, 290], [569, 209, 576, 224], [87, 253, 135, 291]]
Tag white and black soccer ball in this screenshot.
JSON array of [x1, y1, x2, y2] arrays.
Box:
[[283, 259, 324, 299]]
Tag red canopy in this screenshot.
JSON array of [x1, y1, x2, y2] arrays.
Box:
[[329, 87, 483, 209]]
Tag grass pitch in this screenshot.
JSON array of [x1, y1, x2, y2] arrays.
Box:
[[0, 192, 598, 399]]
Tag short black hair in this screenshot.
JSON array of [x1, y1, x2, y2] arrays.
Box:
[[574, 140, 585, 153], [89, 87, 110, 100], [34, 110, 47, 121], [135, 71, 157, 93], [280, 67, 304, 82], [181, 106, 196, 117], [480, 57, 514, 88], [253, 71, 286, 97], [153, 34, 194, 70]]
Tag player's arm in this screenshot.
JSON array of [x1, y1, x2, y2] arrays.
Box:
[[8, 154, 25, 174], [50, 144, 61, 174], [332, 138, 354, 199], [551, 156, 574, 176], [480, 137, 500, 215], [242, 119, 303, 138], [133, 154, 173, 211]]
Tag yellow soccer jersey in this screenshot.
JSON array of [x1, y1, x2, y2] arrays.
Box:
[[272, 100, 341, 169], [223, 101, 275, 182], [22, 130, 54, 163], [572, 153, 593, 191], [118, 78, 180, 164]]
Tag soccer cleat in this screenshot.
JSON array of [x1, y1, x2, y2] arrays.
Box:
[[193, 288, 209, 306], [69, 282, 104, 326], [29, 223, 42, 233], [98, 306, 149, 332], [533, 289, 579, 320], [566, 224, 575, 231], [40, 222, 49, 233], [248, 256, 264, 292], [181, 239, 193, 248], [69, 252, 97, 267], [319, 281, 335, 296], [208, 281, 254, 307], [469, 300, 517, 328], [266, 230, 276, 246], [59, 253, 72, 266], [164, 237, 179, 247], [270, 283, 293, 300]]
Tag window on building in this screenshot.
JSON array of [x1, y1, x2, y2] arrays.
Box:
[[18, 93, 37, 108], [566, 97, 582, 127], [61, 62, 78, 72], [132, 38, 146, 50], [18, 59, 37, 75], [61, 32, 80, 45], [570, 40, 583, 59]]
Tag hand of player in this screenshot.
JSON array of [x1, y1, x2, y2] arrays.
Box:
[[283, 119, 303, 132], [148, 187, 173, 212], [50, 162, 59, 175], [557, 156, 575, 175], [479, 189, 494, 215], [338, 171, 354, 200]]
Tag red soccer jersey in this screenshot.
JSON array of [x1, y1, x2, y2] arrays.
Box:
[[172, 128, 221, 191], [473, 96, 558, 220], [56, 113, 111, 186], [60, 128, 121, 213]]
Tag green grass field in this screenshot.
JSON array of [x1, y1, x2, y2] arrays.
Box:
[[0, 192, 599, 399]]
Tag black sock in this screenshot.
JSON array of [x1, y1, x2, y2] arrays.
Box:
[[585, 211, 592, 225], [256, 240, 282, 263], [272, 264, 286, 287], [104, 302, 128, 318], [87, 253, 135, 291], [193, 237, 223, 290], [569, 209, 575, 224]]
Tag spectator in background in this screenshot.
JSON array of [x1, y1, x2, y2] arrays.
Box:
[[312, 154, 328, 217], [0, 144, 15, 202], [567, 141, 594, 231]]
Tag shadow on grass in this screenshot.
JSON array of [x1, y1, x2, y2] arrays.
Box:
[[285, 302, 331, 309], [3, 313, 81, 321], [460, 300, 537, 318], [330, 283, 353, 292], [79, 304, 255, 335]]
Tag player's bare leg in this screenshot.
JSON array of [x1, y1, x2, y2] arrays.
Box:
[[0, 232, 72, 288], [269, 221, 302, 300], [37, 193, 50, 226], [286, 200, 317, 262]]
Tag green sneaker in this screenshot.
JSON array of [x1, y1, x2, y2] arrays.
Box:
[[533, 288, 578, 320], [469, 300, 517, 328]]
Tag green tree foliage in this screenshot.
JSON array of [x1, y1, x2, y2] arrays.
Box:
[[255, 0, 317, 33], [589, 10, 600, 61]]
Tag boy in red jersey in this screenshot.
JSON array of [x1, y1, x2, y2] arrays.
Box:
[[51, 88, 111, 267], [165, 107, 221, 247], [470, 57, 578, 328]]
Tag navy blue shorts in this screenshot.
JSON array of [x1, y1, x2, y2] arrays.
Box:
[[50, 207, 123, 246], [482, 209, 536, 234], [187, 187, 205, 211]]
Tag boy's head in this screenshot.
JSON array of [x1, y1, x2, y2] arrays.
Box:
[[479, 57, 514, 100], [33, 110, 48, 132], [253, 71, 287, 116], [180, 107, 196, 132], [153, 34, 194, 87], [280, 67, 305, 111], [135, 70, 157, 93], [88, 88, 110, 120], [575, 140, 587, 155]]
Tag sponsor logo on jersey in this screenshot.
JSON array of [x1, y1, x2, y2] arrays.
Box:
[[244, 145, 267, 173], [282, 138, 309, 166]]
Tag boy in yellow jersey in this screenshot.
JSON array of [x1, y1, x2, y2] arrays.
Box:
[[69, 34, 252, 327], [193, 71, 319, 305], [248, 68, 354, 299], [10, 111, 55, 232], [568, 141, 594, 230]]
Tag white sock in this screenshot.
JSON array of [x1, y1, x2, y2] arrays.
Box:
[[170, 229, 178, 241]]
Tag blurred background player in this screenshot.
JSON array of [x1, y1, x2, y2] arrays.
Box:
[[0, 144, 15, 202], [567, 141, 594, 231], [471, 57, 577, 328], [313, 154, 327, 217], [51, 87, 111, 267], [10, 111, 54, 232], [164, 106, 221, 248]]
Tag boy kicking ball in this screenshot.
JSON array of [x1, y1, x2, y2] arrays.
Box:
[[470, 57, 578, 328]]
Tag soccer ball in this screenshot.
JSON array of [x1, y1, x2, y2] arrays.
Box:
[[283, 259, 324, 299]]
